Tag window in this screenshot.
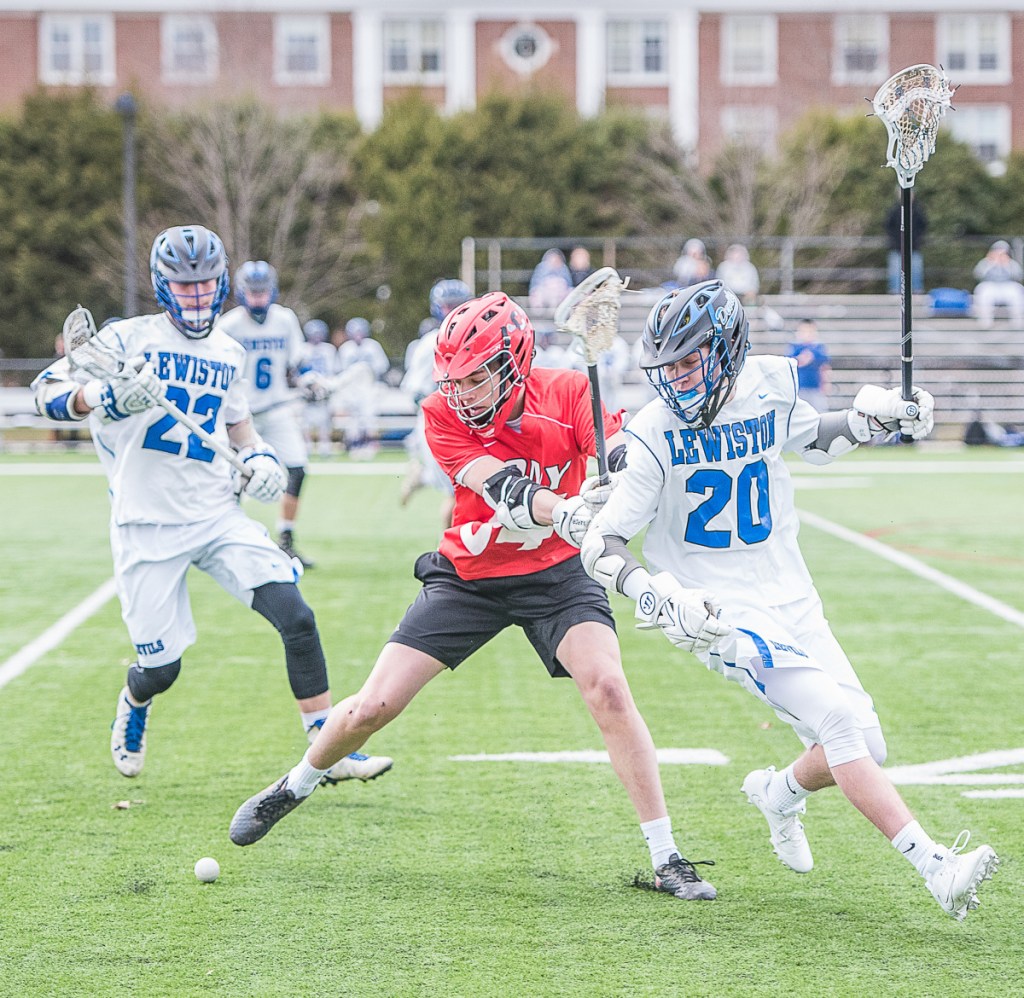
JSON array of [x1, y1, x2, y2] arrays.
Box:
[[937, 15, 1010, 84], [275, 15, 330, 86], [498, 23, 554, 77], [39, 14, 115, 86], [944, 105, 1011, 170], [607, 20, 668, 82], [721, 106, 778, 153], [162, 16, 218, 83], [833, 15, 888, 84], [383, 19, 444, 83], [721, 15, 776, 86]]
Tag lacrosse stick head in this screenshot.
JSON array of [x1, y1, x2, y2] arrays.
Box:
[[872, 64, 954, 188], [433, 291, 534, 437], [553, 267, 625, 365], [639, 280, 749, 428], [62, 306, 126, 379]]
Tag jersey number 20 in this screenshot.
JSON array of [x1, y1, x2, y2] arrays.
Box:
[[684, 459, 771, 548]]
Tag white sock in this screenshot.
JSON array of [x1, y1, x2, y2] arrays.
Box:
[[287, 749, 328, 798], [640, 816, 679, 869], [891, 820, 943, 877], [278, 519, 295, 534], [766, 764, 812, 814], [302, 711, 330, 741]]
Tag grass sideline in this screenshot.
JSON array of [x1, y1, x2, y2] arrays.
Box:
[[1, 449, 1022, 997]]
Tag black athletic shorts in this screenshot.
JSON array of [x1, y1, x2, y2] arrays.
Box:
[[388, 551, 616, 678]]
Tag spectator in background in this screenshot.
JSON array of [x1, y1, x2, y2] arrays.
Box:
[[672, 239, 712, 288], [569, 246, 594, 287], [972, 241, 1024, 328], [715, 244, 760, 305], [529, 248, 573, 309], [786, 318, 831, 413], [337, 317, 390, 459], [886, 200, 927, 295]]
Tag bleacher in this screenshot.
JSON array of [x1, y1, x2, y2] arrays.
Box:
[[530, 291, 1024, 439]]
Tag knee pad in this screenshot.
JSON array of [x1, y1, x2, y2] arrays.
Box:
[[127, 659, 181, 701], [864, 725, 888, 767], [285, 465, 305, 498], [816, 704, 870, 769], [252, 582, 328, 700]]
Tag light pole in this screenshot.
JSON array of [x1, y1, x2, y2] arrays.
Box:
[[115, 93, 138, 317]]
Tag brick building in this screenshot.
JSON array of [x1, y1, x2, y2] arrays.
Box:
[[0, 1, 1021, 169]]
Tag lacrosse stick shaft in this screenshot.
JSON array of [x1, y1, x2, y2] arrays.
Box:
[[898, 185, 916, 443], [586, 366, 609, 485], [150, 394, 250, 474]]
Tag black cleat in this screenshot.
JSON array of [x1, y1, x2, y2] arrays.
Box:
[[229, 777, 308, 846], [278, 530, 314, 570], [654, 853, 718, 900]]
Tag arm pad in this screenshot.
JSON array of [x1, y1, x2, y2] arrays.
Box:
[[801, 409, 871, 466], [35, 377, 89, 422], [580, 531, 645, 594]]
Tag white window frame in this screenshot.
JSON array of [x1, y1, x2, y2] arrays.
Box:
[[38, 14, 115, 87], [606, 19, 669, 86], [383, 19, 445, 85], [937, 14, 1011, 85], [944, 104, 1011, 170], [274, 15, 331, 86], [721, 15, 777, 86], [832, 14, 888, 85], [720, 105, 778, 153], [161, 15, 218, 85]]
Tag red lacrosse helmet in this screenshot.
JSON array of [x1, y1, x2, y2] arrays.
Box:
[[433, 292, 535, 436]]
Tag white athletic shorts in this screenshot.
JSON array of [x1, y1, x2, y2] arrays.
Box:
[[110, 506, 298, 668], [253, 405, 308, 468], [703, 591, 881, 755]]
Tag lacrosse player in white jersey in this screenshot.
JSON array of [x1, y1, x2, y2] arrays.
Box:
[[300, 319, 340, 459], [337, 317, 390, 459], [569, 279, 997, 921], [31, 225, 391, 787], [217, 261, 330, 568]]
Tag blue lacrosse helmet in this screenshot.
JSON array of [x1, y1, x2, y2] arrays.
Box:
[[235, 260, 279, 324], [345, 317, 371, 341], [639, 280, 749, 428], [429, 279, 472, 322], [150, 224, 230, 339], [303, 319, 329, 344]]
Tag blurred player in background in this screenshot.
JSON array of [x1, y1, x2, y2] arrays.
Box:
[[300, 319, 339, 459], [218, 261, 330, 568], [31, 224, 391, 786], [337, 317, 389, 460], [571, 279, 997, 921], [399, 279, 472, 525], [230, 291, 718, 903]]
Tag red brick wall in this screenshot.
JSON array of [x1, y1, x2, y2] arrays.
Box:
[[475, 21, 576, 101]]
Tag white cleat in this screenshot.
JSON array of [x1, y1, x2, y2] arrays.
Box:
[[925, 831, 999, 921], [320, 752, 394, 785], [742, 767, 814, 874], [110, 686, 151, 777]]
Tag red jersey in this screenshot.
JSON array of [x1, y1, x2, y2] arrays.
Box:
[[423, 367, 624, 580]]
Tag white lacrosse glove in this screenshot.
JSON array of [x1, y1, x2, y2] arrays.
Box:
[[579, 472, 622, 512], [551, 495, 593, 547], [297, 371, 332, 403], [634, 571, 733, 655], [81, 356, 165, 421], [236, 445, 287, 503], [853, 384, 935, 440]]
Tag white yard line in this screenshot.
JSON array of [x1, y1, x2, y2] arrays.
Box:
[[0, 578, 117, 690], [798, 508, 1024, 630]]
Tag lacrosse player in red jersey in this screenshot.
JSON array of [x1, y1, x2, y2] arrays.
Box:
[[231, 291, 718, 902], [572, 279, 996, 920], [31, 223, 391, 787]]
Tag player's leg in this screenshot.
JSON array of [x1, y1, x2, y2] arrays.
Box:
[[260, 408, 314, 568], [109, 524, 195, 777]]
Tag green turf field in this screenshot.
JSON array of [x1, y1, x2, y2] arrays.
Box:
[[2, 448, 1022, 997]]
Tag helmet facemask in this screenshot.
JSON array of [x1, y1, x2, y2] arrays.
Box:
[[439, 349, 525, 434]]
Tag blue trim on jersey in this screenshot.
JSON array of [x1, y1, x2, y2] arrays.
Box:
[[735, 626, 774, 694], [94, 432, 116, 459], [785, 362, 799, 437], [624, 427, 666, 480], [44, 390, 76, 421]]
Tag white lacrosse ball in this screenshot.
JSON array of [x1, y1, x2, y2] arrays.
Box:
[[194, 857, 220, 883]]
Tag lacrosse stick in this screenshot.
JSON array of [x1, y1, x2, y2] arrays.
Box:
[[62, 306, 250, 475], [554, 267, 626, 485], [872, 64, 954, 439]]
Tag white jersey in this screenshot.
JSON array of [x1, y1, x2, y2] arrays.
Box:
[[338, 337, 390, 379], [217, 303, 305, 414], [33, 312, 249, 527], [400, 330, 439, 402], [593, 354, 822, 606], [302, 341, 340, 379]]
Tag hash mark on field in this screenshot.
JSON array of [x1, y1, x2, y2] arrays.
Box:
[[449, 749, 729, 765], [0, 578, 116, 691], [798, 510, 1024, 630]]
